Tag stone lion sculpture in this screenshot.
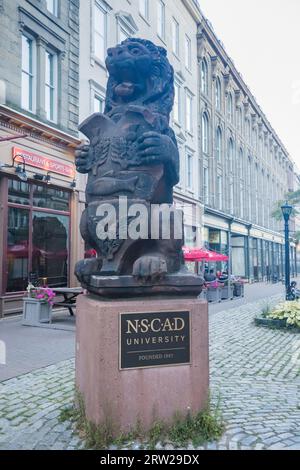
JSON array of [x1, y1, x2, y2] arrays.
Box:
[[75, 38, 202, 297]]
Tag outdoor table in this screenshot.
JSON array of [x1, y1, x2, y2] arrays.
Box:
[[52, 287, 83, 316]]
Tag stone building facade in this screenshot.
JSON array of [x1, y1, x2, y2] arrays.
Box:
[[197, 16, 296, 280], [78, 0, 297, 281], [0, 0, 81, 317], [78, 0, 204, 248]]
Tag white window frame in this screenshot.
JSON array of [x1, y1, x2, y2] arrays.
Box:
[[202, 113, 209, 154], [185, 35, 191, 71], [172, 18, 179, 57], [201, 59, 208, 95], [45, 49, 58, 123], [93, 1, 108, 64], [173, 81, 181, 124], [186, 152, 193, 190], [215, 77, 221, 111], [21, 34, 36, 113], [185, 90, 193, 134], [216, 127, 222, 161], [139, 0, 149, 21], [46, 0, 59, 17], [227, 93, 233, 123], [157, 0, 165, 40]]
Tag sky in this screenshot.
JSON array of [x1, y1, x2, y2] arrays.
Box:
[[199, 0, 300, 169]]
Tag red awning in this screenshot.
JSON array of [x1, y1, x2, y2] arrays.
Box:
[[183, 247, 229, 262]]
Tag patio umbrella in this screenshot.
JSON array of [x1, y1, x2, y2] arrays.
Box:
[[183, 247, 229, 262]]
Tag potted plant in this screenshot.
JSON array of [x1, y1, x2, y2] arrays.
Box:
[[22, 287, 56, 326], [206, 280, 223, 303]]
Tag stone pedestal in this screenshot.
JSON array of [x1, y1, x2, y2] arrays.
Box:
[[76, 294, 209, 435]]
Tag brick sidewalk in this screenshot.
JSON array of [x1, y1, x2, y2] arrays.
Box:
[[0, 292, 299, 450]]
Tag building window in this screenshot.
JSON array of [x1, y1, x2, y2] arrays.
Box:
[[94, 2, 107, 62], [5, 179, 70, 293], [237, 107, 242, 132], [227, 93, 233, 123], [239, 148, 244, 178], [216, 127, 222, 161], [202, 113, 209, 154], [45, 51, 57, 122], [21, 35, 35, 112], [157, 0, 165, 39], [217, 175, 222, 209], [185, 35, 191, 70], [118, 25, 130, 42], [215, 77, 221, 111], [246, 118, 251, 143], [172, 18, 179, 56], [173, 82, 181, 123], [46, 0, 58, 16], [203, 167, 209, 204], [139, 0, 149, 20], [228, 138, 234, 172], [201, 59, 208, 95], [187, 152, 193, 189], [94, 94, 104, 113], [185, 91, 193, 133]]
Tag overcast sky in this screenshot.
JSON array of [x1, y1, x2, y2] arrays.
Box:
[[199, 0, 300, 169]]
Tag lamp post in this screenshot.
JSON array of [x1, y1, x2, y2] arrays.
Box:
[[281, 202, 293, 300]]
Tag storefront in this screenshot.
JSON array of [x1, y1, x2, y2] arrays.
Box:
[[203, 208, 288, 282], [0, 106, 81, 317]]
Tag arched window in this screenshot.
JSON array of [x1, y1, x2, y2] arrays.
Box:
[[227, 93, 233, 123], [216, 126, 222, 161], [227, 137, 234, 172], [201, 59, 208, 95], [237, 107, 242, 132], [239, 148, 244, 178], [202, 112, 209, 154], [246, 119, 251, 143], [215, 77, 221, 111]]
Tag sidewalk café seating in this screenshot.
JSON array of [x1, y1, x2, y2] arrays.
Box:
[[205, 280, 223, 303]]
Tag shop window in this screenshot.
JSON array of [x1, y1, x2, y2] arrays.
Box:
[[8, 179, 30, 205], [32, 212, 69, 287], [7, 208, 29, 292], [4, 179, 71, 293], [32, 185, 70, 212]]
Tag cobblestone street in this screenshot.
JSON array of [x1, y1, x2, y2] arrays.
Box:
[[0, 293, 299, 450]]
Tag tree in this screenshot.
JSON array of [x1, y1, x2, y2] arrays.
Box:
[[271, 190, 300, 221]]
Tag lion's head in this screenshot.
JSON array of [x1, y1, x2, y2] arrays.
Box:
[[105, 38, 174, 119]]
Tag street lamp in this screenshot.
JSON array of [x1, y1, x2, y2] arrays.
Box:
[[281, 201, 293, 300]]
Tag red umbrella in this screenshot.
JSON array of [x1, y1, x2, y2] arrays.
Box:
[[183, 247, 229, 262]]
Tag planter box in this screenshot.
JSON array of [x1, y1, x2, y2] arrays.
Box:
[[206, 287, 222, 303], [221, 285, 234, 300], [22, 298, 52, 326], [254, 317, 287, 329]]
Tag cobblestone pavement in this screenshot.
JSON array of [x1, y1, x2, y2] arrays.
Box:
[[0, 293, 299, 450]]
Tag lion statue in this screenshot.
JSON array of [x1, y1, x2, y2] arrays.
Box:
[[75, 38, 202, 297]]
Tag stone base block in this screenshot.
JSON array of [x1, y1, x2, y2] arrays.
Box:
[[76, 294, 209, 435]]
